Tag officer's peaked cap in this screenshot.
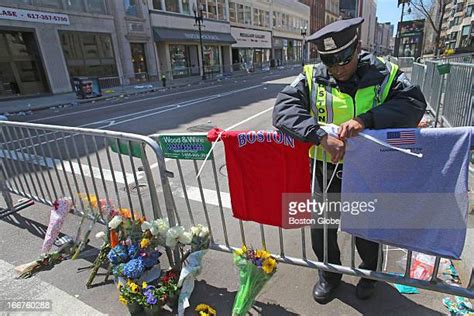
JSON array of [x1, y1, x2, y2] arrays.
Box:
[[306, 17, 364, 55]]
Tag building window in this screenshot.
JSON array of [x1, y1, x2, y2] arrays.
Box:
[[130, 43, 148, 77], [466, 5, 473, 17], [59, 31, 118, 78], [217, 0, 226, 20], [39, 0, 61, 8], [244, 5, 251, 25], [165, 0, 179, 13], [86, 0, 107, 14], [65, 0, 85, 11], [462, 25, 470, 36], [264, 11, 269, 28], [152, 0, 163, 10], [182, 0, 190, 15], [253, 8, 261, 26], [124, 0, 138, 16], [229, 1, 236, 22], [237, 4, 244, 24], [207, 0, 217, 19]]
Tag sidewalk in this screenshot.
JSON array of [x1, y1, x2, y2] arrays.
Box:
[[0, 76, 209, 116], [0, 67, 301, 116]]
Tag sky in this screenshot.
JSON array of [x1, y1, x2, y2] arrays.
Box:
[[376, 0, 412, 37]]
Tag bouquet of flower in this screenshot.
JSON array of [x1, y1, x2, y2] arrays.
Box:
[[117, 280, 147, 315], [232, 246, 278, 316], [178, 224, 210, 316], [142, 270, 180, 308]]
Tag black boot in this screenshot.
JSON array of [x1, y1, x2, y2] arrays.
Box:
[[313, 279, 340, 304], [355, 278, 377, 300]]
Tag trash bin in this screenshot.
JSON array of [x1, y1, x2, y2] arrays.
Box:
[[72, 77, 102, 99]]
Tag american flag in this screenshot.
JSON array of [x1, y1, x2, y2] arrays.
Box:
[[386, 130, 416, 145]]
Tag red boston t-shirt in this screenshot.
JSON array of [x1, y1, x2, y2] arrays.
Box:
[[208, 128, 312, 228]]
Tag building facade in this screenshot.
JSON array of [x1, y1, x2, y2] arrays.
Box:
[[325, 0, 340, 24], [298, 0, 325, 59], [375, 20, 394, 55], [0, 0, 159, 99], [339, 0, 361, 19], [440, 0, 473, 53], [360, 0, 376, 52]]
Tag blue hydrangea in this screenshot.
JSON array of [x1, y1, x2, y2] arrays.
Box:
[[107, 244, 128, 265], [128, 243, 140, 259], [141, 251, 161, 269], [122, 258, 145, 279]]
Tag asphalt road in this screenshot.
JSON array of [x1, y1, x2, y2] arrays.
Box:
[[0, 69, 449, 316]]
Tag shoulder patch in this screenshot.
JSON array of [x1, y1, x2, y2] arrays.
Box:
[[290, 74, 305, 87]]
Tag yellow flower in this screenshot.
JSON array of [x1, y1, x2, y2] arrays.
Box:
[[140, 238, 150, 249], [234, 245, 247, 256], [195, 304, 216, 316], [117, 281, 123, 289], [262, 257, 277, 274], [142, 281, 148, 289], [126, 279, 133, 287], [129, 282, 140, 293], [119, 295, 128, 305], [256, 249, 270, 260]]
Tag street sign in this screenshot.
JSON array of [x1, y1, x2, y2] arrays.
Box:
[[157, 134, 213, 160], [108, 140, 143, 159], [437, 63, 451, 75]]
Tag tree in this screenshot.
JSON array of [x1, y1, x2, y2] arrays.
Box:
[[408, 0, 448, 57]]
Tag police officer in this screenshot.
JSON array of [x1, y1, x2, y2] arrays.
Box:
[[272, 18, 427, 303]]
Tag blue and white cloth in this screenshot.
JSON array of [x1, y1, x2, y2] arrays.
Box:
[[340, 127, 473, 259]]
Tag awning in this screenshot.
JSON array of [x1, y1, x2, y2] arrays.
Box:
[[153, 28, 236, 44]]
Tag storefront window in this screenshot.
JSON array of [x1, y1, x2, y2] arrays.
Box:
[[130, 43, 148, 80], [87, 0, 107, 14], [124, 0, 138, 16], [217, 0, 226, 20], [203, 45, 220, 73], [170, 44, 189, 77], [59, 31, 118, 77], [229, 2, 236, 22], [165, 0, 179, 12], [65, 0, 85, 11]]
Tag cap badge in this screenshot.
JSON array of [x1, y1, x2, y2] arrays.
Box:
[[323, 37, 337, 50]]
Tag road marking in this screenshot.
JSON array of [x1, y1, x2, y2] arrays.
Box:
[[0, 149, 139, 185], [30, 84, 222, 122], [175, 185, 231, 209]]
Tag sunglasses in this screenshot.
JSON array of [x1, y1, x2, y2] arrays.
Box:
[[320, 44, 357, 68]]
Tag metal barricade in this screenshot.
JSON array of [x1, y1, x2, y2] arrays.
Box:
[[150, 132, 474, 299], [0, 121, 177, 233], [411, 62, 427, 91], [440, 62, 474, 127]]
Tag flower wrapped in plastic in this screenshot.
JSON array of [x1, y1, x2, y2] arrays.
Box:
[[232, 246, 277, 316], [128, 243, 140, 259]]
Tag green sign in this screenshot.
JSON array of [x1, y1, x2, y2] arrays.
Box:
[[108, 139, 143, 159], [437, 63, 451, 75], [158, 134, 213, 160]]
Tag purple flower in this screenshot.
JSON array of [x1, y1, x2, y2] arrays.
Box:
[[145, 291, 158, 305]]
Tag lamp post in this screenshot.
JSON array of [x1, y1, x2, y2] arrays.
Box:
[[396, 0, 411, 57], [193, 3, 206, 80], [300, 25, 307, 66]]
